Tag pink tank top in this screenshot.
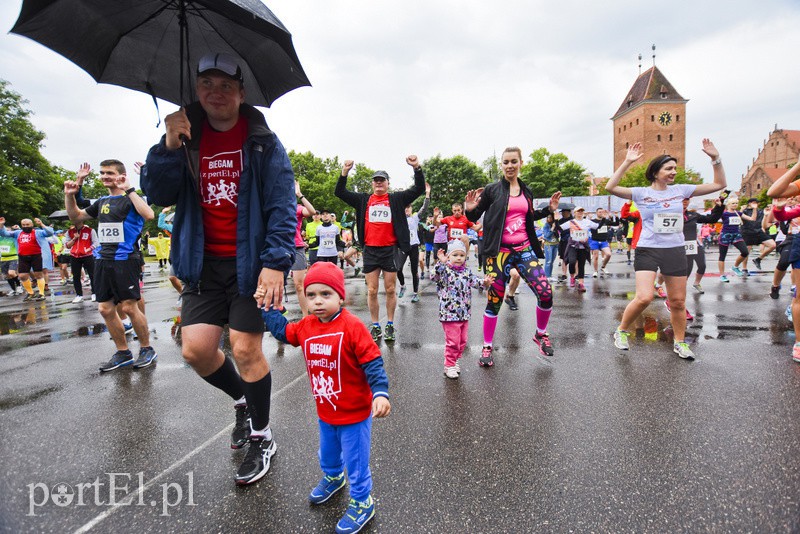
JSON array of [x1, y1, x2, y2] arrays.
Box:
[[500, 193, 530, 252]]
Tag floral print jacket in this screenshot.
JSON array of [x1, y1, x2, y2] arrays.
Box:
[[431, 262, 484, 322]]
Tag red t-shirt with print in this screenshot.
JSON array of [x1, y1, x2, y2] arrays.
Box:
[[198, 117, 248, 257], [439, 215, 474, 241], [285, 308, 382, 425], [17, 231, 41, 255], [364, 194, 397, 247]]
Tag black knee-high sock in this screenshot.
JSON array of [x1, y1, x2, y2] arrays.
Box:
[[241, 372, 272, 431], [202, 356, 245, 401], [7, 277, 18, 290]]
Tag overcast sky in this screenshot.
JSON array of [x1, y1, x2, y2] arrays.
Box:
[[2, 0, 799, 192]]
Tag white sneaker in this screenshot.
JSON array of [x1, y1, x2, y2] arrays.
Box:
[[15, 287, 24, 295], [71, 296, 84, 303], [592, 272, 598, 278], [443, 366, 459, 379], [91, 294, 96, 302]]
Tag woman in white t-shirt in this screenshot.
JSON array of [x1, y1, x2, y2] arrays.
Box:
[[605, 140, 726, 360]]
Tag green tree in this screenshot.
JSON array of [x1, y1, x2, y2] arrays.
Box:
[[421, 154, 490, 213], [0, 79, 66, 224], [520, 148, 588, 198], [482, 153, 500, 183]]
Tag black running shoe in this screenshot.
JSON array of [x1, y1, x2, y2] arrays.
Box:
[[770, 286, 780, 300], [99, 350, 134, 372], [22, 293, 33, 302], [384, 323, 396, 342], [231, 405, 250, 449], [133, 346, 157, 369], [754, 258, 762, 270], [478, 346, 494, 367], [370, 325, 382, 342], [505, 297, 519, 311], [234, 436, 277, 485]]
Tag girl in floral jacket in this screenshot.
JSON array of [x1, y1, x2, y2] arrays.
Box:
[[431, 240, 490, 379]]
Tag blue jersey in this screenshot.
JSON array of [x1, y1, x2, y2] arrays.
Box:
[[85, 195, 143, 260]]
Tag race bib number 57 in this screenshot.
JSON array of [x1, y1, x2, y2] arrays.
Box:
[[654, 213, 683, 234], [369, 206, 391, 223]]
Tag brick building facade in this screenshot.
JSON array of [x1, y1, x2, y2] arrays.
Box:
[[611, 66, 687, 171], [739, 129, 800, 198]]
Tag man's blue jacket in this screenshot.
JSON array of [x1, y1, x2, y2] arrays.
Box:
[[142, 102, 295, 295]]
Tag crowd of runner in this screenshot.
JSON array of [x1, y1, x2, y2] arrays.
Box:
[[4, 52, 800, 534]]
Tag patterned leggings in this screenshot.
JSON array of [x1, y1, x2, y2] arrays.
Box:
[[484, 247, 552, 316]]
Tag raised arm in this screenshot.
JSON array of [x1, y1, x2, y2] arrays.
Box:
[[296, 180, 315, 217], [691, 139, 727, 197], [767, 154, 800, 198], [605, 143, 643, 199]]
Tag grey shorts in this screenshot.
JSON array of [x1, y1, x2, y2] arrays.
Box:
[[291, 247, 308, 271]]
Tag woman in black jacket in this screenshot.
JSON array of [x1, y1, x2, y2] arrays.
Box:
[[465, 147, 561, 366]]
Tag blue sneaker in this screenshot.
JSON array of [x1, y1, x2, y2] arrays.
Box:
[[309, 473, 346, 504], [786, 304, 793, 322], [731, 266, 744, 277], [336, 495, 375, 534], [122, 322, 134, 334], [133, 346, 158, 369], [99, 350, 134, 372], [720, 275, 730, 283]]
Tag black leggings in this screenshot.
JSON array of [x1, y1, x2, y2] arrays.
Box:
[[686, 245, 706, 276], [718, 240, 748, 262], [70, 255, 95, 297], [777, 242, 793, 272], [396, 246, 421, 292], [566, 246, 591, 279]]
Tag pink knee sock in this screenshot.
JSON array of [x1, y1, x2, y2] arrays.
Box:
[[483, 313, 498, 345], [536, 305, 552, 334]]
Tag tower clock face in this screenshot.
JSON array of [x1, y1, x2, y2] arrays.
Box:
[[658, 111, 672, 126]]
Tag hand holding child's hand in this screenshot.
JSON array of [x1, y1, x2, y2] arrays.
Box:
[[372, 397, 391, 418], [482, 274, 493, 287]]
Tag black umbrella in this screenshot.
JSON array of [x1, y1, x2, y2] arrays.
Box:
[[11, 0, 310, 108], [537, 201, 576, 211], [48, 210, 70, 221]]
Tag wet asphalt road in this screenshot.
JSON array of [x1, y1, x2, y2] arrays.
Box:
[[1, 252, 799, 533]]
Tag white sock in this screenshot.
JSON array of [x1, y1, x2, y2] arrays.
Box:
[[250, 421, 272, 441]]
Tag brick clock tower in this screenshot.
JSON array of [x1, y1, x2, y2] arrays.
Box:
[[612, 66, 688, 170]]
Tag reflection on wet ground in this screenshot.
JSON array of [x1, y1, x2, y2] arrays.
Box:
[[0, 384, 62, 410]]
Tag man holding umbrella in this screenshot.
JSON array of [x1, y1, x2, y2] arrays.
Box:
[[142, 53, 296, 486]]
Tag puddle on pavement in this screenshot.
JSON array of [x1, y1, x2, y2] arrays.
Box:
[[0, 384, 62, 410]]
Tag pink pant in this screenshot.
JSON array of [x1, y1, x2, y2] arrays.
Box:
[[442, 320, 469, 367]]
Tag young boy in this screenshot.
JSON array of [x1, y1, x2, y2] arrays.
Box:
[[260, 262, 391, 534]]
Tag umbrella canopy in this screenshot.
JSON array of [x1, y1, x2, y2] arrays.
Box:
[[11, 0, 310, 108], [48, 210, 70, 221], [536, 201, 576, 211]]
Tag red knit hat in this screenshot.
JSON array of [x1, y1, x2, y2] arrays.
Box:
[[304, 262, 346, 300]]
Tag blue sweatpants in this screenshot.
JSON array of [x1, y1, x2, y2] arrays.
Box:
[[318, 417, 373, 501]]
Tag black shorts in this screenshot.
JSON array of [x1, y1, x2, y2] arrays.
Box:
[[316, 255, 339, 264], [362, 245, 397, 274], [18, 254, 43, 273], [743, 232, 772, 247], [633, 246, 687, 277], [180, 257, 264, 333], [93, 258, 142, 304], [57, 253, 71, 265]]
